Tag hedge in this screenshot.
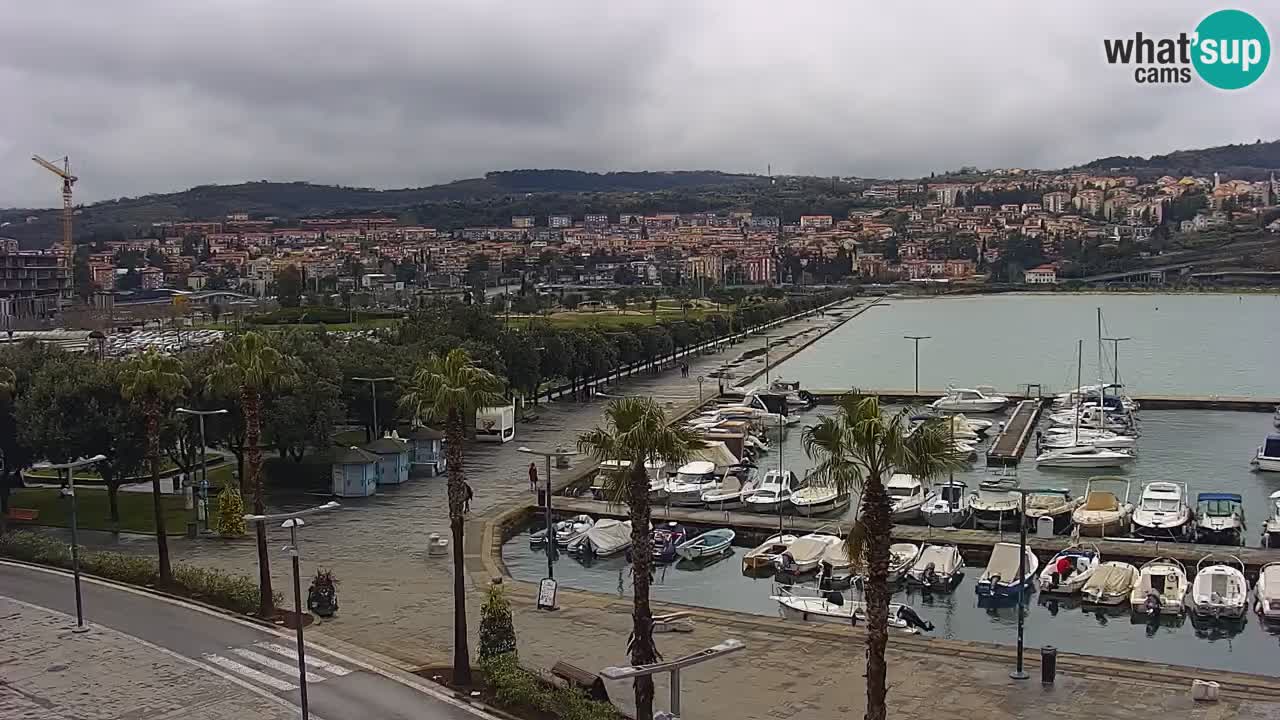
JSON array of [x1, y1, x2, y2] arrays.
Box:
[[0, 531, 276, 615], [481, 654, 619, 720], [245, 306, 402, 325]]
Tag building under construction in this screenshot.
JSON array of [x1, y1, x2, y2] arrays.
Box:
[[0, 249, 72, 319]]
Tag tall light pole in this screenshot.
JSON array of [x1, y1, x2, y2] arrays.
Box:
[[994, 483, 1068, 681], [176, 407, 228, 532], [518, 445, 579, 589], [1101, 336, 1131, 391], [903, 335, 931, 395], [243, 501, 340, 720], [352, 376, 394, 440], [32, 454, 106, 633]]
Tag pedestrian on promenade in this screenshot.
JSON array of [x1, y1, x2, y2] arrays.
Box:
[[463, 481, 474, 513], [528, 462, 539, 493]]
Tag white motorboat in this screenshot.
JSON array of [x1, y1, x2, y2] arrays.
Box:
[[1255, 562, 1280, 621], [1035, 445, 1134, 469], [906, 544, 965, 590], [1071, 476, 1134, 537], [1252, 433, 1280, 472], [887, 543, 922, 583], [775, 530, 842, 575], [1081, 561, 1139, 606], [975, 542, 1039, 599], [1023, 491, 1083, 535], [741, 533, 797, 573], [922, 479, 970, 528], [1038, 544, 1100, 595], [930, 387, 1009, 413], [769, 588, 921, 632], [593, 459, 665, 502], [1130, 557, 1189, 617], [1187, 554, 1248, 619], [955, 414, 994, 436], [675, 529, 735, 560], [1047, 405, 1135, 433], [951, 440, 978, 462], [1131, 481, 1193, 541], [767, 379, 815, 408], [1194, 492, 1246, 546], [702, 475, 757, 512], [790, 480, 851, 517], [1263, 490, 1280, 549], [530, 514, 593, 546], [663, 461, 720, 506], [886, 473, 933, 523], [1038, 428, 1136, 450], [970, 481, 1022, 530], [742, 468, 800, 513], [1052, 384, 1138, 413], [568, 518, 634, 557]]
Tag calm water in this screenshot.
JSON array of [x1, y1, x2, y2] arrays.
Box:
[[779, 294, 1280, 396], [503, 407, 1280, 674]]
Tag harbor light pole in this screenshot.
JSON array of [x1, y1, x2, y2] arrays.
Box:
[[903, 336, 930, 395], [243, 501, 340, 720], [518, 445, 579, 587], [33, 454, 106, 632], [176, 407, 228, 532], [999, 484, 1068, 680], [352, 376, 395, 440]]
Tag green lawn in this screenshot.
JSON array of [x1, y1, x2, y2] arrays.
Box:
[[8, 487, 192, 534], [537, 308, 730, 329]]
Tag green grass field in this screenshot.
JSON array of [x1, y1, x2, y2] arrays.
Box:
[[8, 487, 192, 534], [533, 307, 731, 329]]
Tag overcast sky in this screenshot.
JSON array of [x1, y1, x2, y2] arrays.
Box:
[[2, 1, 1278, 207]]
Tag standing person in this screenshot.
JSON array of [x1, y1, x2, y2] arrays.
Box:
[[463, 481, 474, 514], [528, 462, 539, 493]]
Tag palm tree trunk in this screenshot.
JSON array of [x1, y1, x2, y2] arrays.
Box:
[[243, 387, 273, 617], [628, 460, 657, 720], [146, 405, 172, 584], [445, 409, 472, 685], [861, 472, 892, 720]]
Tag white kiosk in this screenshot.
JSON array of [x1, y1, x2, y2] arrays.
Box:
[[476, 402, 517, 443]]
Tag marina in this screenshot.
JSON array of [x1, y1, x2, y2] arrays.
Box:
[[984, 399, 1043, 466]]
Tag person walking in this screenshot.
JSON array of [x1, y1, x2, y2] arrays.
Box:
[[463, 481, 474, 514], [528, 462, 539, 493]]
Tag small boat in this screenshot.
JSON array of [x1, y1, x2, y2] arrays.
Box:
[[1071, 476, 1134, 537], [741, 533, 797, 573], [1038, 544, 1100, 594], [1263, 490, 1280, 549], [930, 386, 1009, 413], [742, 468, 800, 514], [1035, 445, 1135, 469], [663, 461, 720, 506], [1131, 481, 1193, 541], [1252, 433, 1280, 472], [596, 459, 666, 502], [770, 588, 924, 632], [530, 514, 594, 546], [906, 544, 964, 590], [975, 542, 1039, 599], [1023, 491, 1082, 535], [1255, 562, 1280, 621], [675, 529, 735, 560], [790, 478, 851, 517], [1130, 558, 1189, 617], [702, 475, 756, 512], [971, 480, 1022, 531], [1047, 405, 1136, 433], [651, 522, 688, 563], [1038, 429, 1136, 450], [1194, 492, 1246, 546], [1186, 554, 1248, 619], [886, 473, 932, 523], [568, 518, 635, 557], [775, 530, 842, 575], [1081, 561, 1139, 606], [767, 379, 815, 408], [922, 479, 970, 528], [887, 543, 922, 583]]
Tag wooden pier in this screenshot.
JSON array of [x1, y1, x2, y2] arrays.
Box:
[[548, 497, 1280, 576], [984, 399, 1044, 466]]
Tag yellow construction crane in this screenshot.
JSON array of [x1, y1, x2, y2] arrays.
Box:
[[31, 154, 77, 265]]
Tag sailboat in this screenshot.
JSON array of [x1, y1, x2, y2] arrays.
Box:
[[1036, 337, 1134, 469]]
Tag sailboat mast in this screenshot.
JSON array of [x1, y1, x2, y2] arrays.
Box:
[[1095, 307, 1104, 404], [1074, 339, 1083, 445]]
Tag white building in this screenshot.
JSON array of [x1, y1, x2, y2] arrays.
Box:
[[1023, 265, 1057, 284]]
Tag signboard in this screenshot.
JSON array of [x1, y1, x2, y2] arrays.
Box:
[[537, 577, 558, 610]]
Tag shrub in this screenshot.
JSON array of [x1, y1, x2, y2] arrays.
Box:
[[172, 564, 266, 615], [480, 654, 618, 720], [478, 580, 517, 662], [216, 485, 247, 536]]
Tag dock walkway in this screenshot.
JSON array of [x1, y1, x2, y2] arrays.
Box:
[[984, 399, 1043, 466]]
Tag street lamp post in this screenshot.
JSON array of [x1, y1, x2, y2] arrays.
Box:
[[352, 376, 395, 440], [517, 446, 579, 592], [33, 454, 106, 632], [243, 501, 340, 720], [903, 335, 931, 395], [176, 407, 228, 532]]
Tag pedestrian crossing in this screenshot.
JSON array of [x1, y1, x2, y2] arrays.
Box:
[[202, 640, 355, 693]]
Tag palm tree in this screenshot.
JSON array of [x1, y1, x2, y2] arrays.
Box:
[[801, 394, 958, 720], [577, 397, 702, 720], [209, 332, 295, 617], [399, 348, 505, 686], [122, 351, 190, 584]]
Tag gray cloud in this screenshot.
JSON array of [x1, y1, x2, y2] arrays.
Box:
[[2, 0, 1278, 207]]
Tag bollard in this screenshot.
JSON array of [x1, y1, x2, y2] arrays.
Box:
[[537, 488, 548, 507], [1040, 646, 1057, 684]]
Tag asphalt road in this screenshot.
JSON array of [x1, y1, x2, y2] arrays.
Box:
[[0, 562, 494, 720]]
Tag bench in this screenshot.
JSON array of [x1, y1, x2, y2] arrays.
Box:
[[6, 508, 38, 522], [550, 661, 609, 702]]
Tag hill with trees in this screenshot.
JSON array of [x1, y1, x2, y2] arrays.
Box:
[[1082, 138, 1280, 180]]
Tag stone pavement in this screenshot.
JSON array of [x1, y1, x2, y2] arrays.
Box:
[[0, 597, 298, 720]]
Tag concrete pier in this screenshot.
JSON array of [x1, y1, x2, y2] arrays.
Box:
[[984, 399, 1044, 466], [805, 389, 1280, 412]]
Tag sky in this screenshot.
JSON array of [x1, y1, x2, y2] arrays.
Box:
[[2, 1, 1279, 207]]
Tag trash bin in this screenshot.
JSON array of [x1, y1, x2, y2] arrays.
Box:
[[537, 488, 548, 507], [1036, 515, 1055, 539], [186, 521, 198, 539], [1041, 646, 1056, 684]]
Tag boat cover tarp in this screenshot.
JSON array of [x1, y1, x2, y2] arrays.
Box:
[[583, 519, 631, 552], [1085, 563, 1136, 594], [913, 545, 960, 574], [1263, 565, 1280, 588], [787, 535, 836, 564], [687, 441, 740, 472], [984, 543, 1024, 580], [1083, 491, 1119, 511], [1197, 492, 1243, 502]]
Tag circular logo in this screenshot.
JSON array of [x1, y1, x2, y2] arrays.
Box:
[[1192, 9, 1270, 90]]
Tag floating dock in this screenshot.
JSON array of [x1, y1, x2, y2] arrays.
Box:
[[548, 498, 1278, 576], [984, 399, 1044, 466]]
